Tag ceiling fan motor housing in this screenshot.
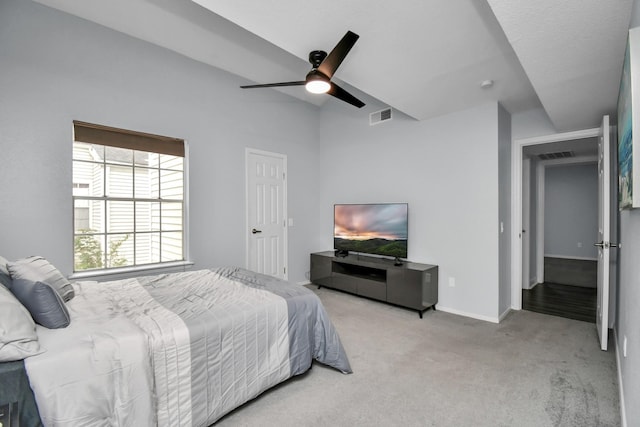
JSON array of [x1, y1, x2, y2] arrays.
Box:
[[309, 50, 327, 68]]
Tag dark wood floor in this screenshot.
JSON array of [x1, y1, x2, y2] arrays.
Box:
[[522, 282, 596, 323]]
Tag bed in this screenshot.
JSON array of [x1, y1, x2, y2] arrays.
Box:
[[0, 259, 351, 427]]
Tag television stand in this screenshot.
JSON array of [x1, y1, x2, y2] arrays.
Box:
[[310, 251, 438, 318]]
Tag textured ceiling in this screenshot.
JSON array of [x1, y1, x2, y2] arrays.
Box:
[[33, 0, 633, 131], [487, 0, 633, 131]]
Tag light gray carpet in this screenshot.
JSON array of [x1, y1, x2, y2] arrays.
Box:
[[216, 285, 620, 427]]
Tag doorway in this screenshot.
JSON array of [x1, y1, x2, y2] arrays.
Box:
[[511, 128, 601, 310], [521, 144, 599, 322]]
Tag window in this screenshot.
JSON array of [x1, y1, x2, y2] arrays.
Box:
[[72, 121, 185, 272]]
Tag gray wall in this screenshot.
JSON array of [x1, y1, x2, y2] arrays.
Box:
[[544, 163, 598, 259], [316, 100, 505, 321], [616, 1, 640, 423], [0, 0, 320, 283], [511, 108, 556, 140], [617, 209, 640, 425]]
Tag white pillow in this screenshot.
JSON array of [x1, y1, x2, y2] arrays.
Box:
[[0, 283, 41, 362]]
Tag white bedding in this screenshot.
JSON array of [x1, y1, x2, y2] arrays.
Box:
[[25, 279, 155, 427]]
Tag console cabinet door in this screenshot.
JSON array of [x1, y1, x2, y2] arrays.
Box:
[[387, 269, 425, 310], [354, 277, 386, 301]]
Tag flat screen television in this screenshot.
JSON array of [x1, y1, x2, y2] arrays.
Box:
[[334, 203, 408, 259]]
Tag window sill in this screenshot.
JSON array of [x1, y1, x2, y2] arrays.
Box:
[[69, 260, 195, 281]]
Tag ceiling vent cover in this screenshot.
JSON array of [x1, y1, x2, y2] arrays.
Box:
[[370, 108, 393, 126], [538, 151, 574, 160]]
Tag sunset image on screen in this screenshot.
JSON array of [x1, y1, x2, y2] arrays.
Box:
[[334, 204, 408, 258]]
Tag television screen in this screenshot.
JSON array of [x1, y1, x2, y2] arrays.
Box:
[[334, 203, 408, 258]]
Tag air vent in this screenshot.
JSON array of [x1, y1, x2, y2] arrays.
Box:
[[370, 108, 393, 126], [538, 151, 574, 160]]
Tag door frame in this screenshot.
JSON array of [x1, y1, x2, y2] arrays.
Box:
[[521, 158, 531, 289], [511, 127, 599, 309], [245, 147, 289, 279]]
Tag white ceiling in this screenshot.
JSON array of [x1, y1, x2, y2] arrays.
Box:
[[34, 0, 633, 132]]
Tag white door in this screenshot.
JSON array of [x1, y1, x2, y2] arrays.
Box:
[[246, 149, 287, 280], [596, 115, 612, 351]]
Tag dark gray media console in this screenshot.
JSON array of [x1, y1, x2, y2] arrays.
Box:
[[310, 251, 438, 318]]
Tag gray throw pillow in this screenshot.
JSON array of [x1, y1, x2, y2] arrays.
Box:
[[0, 255, 11, 289], [8, 256, 75, 302], [8, 278, 70, 329]]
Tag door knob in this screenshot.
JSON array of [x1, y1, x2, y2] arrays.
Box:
[[252, 228, 262, 234]]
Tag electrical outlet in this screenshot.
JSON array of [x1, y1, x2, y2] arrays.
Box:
[[448, 277, 456, 288], [623, 336, 628, 358], [577, 242, 582, 248]]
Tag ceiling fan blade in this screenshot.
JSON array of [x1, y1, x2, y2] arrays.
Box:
[[327, 82, 365, 108], [240, 81, 305, 89], [317, 31, 359, 79]]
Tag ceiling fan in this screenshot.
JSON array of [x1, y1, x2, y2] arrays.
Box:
[[240, 31, 365, 108]]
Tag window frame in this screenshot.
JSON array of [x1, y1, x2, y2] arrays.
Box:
[[71, 121, 189, 277]]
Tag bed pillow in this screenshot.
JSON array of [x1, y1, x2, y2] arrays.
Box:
[[8, 277, 70, 329], [8, 256, 75, 302], [0, 283, 41, 361], [0, 255, 11, 289]]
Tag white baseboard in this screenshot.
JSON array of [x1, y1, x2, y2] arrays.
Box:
[[296, 280, 312, 286], [524, 279, 539, 290], [436, 305, 499, 324], [498, 308, 511, 322], [614, 329, 628, 427]]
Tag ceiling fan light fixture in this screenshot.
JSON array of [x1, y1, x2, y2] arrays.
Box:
[[240, 31, 364, 107], [305, 78, 330, 94]]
